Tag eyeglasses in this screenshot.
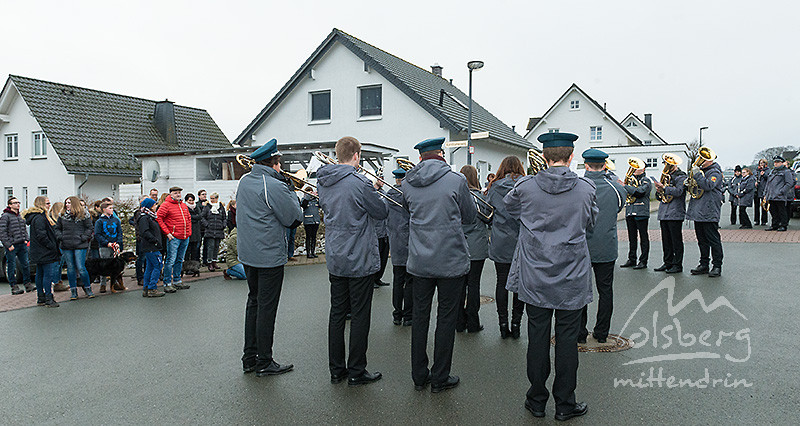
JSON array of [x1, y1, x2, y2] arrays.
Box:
[[10, 201, 20, 204]]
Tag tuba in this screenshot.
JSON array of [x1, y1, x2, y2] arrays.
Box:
[[656, 153, 683, 203], [685, 147, 717, 199], [624, 157, 646, 204], [527, 149, 547, 176]]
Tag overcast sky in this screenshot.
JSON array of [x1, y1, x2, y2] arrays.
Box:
[[3, 0, 798, 167]]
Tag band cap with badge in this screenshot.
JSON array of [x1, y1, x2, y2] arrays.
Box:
[[537, 132, 578, 148], [414, 137, 446, 153], [581, 148, 608, 164]]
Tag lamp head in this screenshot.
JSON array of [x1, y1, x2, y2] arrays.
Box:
[[467, 60, 484, 70]]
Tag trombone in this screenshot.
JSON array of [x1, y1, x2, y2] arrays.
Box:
[[527, 149, 547, 175], [313, 151, 404, 208], [236, 153, 318, 200]]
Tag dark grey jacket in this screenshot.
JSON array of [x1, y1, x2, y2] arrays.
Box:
[[765, 166, 795, 202], [318, 164, 388, 278], [755, 167, 769, 197], [386, 189, 409, 267], [584, 171, 624, 263], [504, 166, 598, 310], [201, 203, 227, 239], [726, 175, 742, 202], [0, 208, 29, 249], [236, 165, 303, 268], [624, 173, 652, 218], [686, 162, 724, 223], [462, 189, 490, 261], [24, 208, 61, 265], [186, 205, 202, 243], [373, 190, 388, 239], [737, 174, 756, 206], [487, 175, 522, 263], [402, 159, 477, 278], [657, 169, 688, 221], [300, 194, 321, 225], [55, 211, 94, 250]]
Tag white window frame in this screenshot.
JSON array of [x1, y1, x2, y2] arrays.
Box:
[[590, 126, 603, 141], [32, 132, 48, 158], [358, 84, 382, 120], [5, 134, 18, 159], [22, 187, 28, 208], [547, 128, 560, 133], [626, 121, 637, 127], [4, 187, 13, 201], [38, 187, 48, 196], [309, 90, 332, 124], [645, 158, 658, 168], [643, 140, 653, 145], [570, 100, 580, 110]]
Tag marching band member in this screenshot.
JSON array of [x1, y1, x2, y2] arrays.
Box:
[[457, 165, 491, 333], [686, 154, 724, 277], [727, 166, 742, 225], [236, 139, 303, 376], [317, 136, 388, 386], [300, 188, 321, 258], [737, 168, 755, 229], [580, 149, 624, 344], [403, 137, 477, 393], [620, 162, 652, 270], [486, 156, 526, 339], [653, 157, 688, 273], [505, 132, 596, 421], [754, 159, 769, 226], [765, 155, 794, 232], [373, 181, 390, 288], [387, 168, 412, 326]]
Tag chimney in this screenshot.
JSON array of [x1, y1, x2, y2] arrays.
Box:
[[431, 63, 443, 77], [644, 113, 652, 129], [153, 100, 177, 145]]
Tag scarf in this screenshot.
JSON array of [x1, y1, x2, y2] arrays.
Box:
[[210, 202, 221, 214], [140, 206, 158, 220]]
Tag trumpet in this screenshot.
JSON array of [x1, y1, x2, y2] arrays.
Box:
[[236, 153, 318, 199], [527, 149, 547, 175], [685, 147, 717, 199], [312, 151, 404, 208], [656, 153, 683, 203], [624, 157, 646, 204]]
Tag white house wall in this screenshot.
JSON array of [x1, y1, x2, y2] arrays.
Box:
[[620, 116, 666, 145], [141, 155, 240, 203]]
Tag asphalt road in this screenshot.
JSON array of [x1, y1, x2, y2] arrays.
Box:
[[1, 241, 798, 425]]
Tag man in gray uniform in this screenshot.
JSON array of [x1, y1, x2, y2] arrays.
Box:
[[505, 132, 597, 421], [236, 139, 303, 377], [317, 136, 388, 386], [765, 155, 795, 232], [686, 156, 725, 277], [653, 159, 688, 273], [620, 163, 652, 269], [387, 168, 412, 326], [402, 137, 477, 393], [580, 149, 625, 344]]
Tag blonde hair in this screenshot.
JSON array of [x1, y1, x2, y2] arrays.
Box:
[[34, 196, 55, 225], [66, 196, 85, 218]]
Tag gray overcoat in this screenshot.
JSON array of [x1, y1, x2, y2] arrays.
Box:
[[624, 173, 652, 218], [765, 166, 795, 202], [737, 174, 756, 206], [373, 190, 388, 239], [386, 189, 409, 267], [584, 170, 624, 263], [487, 175, 522, 263], [657, 170, 688, 221], [462, 189, 490, 261], [686, 162, 724, 223]]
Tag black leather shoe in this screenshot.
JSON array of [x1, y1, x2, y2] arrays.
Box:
[[500, 323, 511, 339], [620, 260, 636, 268], [431, 375, 459, 393], [632, 262, 647, 269], [577, 335, 587, 344], [414, 373, 432, 391], [511, 324, 521, 339], [375, 280, 390, 287], [777, 227, 787, 232], [653, 264, 669, 272], [393, 319, 402, 326], [739, 225, 753, 229], [243, 364, 257, 374], [555, 402, 588, 421], [596, 337, 607, 343], [708, 267, 721, 277], [765, 227, 777, 231], [665, 265, 683, 274], [255, 361, 294, 376], [348, 371, 382, 386], [690, 265, 710, 275], [402, 320, 412, 327], [456, 323, 466, 333], [331, 372, 347, 384], [467, 325, 484, 333], [525, 401, 545, 418]]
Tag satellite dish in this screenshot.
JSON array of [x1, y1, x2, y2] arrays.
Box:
[[209, 157, 223, 180], [144, 160, 161, 182]]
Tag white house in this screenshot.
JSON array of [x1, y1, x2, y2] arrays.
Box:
[[0, 75, 231, 206], [524, 84, 690, 174]]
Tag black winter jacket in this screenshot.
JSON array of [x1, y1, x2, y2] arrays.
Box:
[[136, 211, 163, 253], [201, 203, 227, 239], [55, 211, 94, 250], [187, 205, 202, 243], [23, 208, 61, 265], [0, 207, 29, 249]]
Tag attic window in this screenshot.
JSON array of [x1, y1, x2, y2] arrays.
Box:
[[570, 100, 580, 110], [359, 85, 382, 117], [626, 121, 637, 127], [643, 140, 652, 145], [590, 126, 602, 141]]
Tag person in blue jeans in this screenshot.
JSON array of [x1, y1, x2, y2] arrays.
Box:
[[0, 197, 34, 295], [136, 198, 165, 297], [55, 196, 95, 300], [94, 201, 124, 292], [156, 186, 192, 293], [24, 196, 61, 307]]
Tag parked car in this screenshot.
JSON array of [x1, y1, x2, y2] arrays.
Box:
[[792, 171, 800, 217], [0, 241, 37, 283]]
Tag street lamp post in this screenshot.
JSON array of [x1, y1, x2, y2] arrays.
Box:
[[466, 60, 484, 166], [699, 126, 708, 146]]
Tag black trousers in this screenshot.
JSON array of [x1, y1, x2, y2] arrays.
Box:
[[659, 220, 684, 267], [458, 259, 485, 331], [755, 197, 768, 224], [694, 222, 723, 268], [186, 241, 201, 261], [625, 217, 649, 263], [769, 200, 788, 228], [729, 201, 737, 224], [328, 274, 374, 377], [375, 237, 389, 283], [304, 223, 319, 256], [495, 262, 524, 326], [526, 304, 582, 414], [738, 206, 752, 227], [135, 239, 145, 282], [412, 275, 464, 386], [242, 264, 283, 368], [579, 261, 614, 340], [392, 265, 413, 322]]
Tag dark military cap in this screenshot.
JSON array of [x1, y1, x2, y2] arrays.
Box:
[[414, 137, 445, 153], [582, 148, 608, 163], [773, 155, 786, 162], [537, 132, 579, 148], [251, 138, 281, 162], [392, 168, 406, 179], [734, 165, 742, 172]]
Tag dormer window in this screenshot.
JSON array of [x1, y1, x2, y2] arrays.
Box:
[[570, 100, 580, 110]]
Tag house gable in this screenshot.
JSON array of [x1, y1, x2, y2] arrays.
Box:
[[621, 113, 668, 145]]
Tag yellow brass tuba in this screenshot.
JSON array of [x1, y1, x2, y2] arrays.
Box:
[[685, 147, 717, 199], [624, 157, 646, 203], [527, 149, 547, 175], [656, 153, 683, 203]]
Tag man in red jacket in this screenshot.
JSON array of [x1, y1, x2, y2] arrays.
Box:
[[157, 186, 192, 293]]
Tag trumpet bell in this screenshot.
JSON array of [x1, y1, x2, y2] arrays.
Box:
[[605, 158, 616, 171], [662, 153, 682, 166], [236, 153, 255, 170], [628, 157, 646, 170]]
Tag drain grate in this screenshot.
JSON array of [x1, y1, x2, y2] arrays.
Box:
[[550, 334, 633, 353]]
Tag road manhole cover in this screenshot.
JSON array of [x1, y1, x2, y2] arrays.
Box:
[[479, 295, 494, 305], [550, 333, 633, 353]]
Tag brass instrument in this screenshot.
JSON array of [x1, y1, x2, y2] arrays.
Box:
[[685, 147, 717, 199], [624, 157, 646, 204], [312, 151, 404, 207], [656, 153, 683, 203], [396, 158, 415, 171], [527, 149, 547, 175], [604, 158, 616, 172], [762, 198, 770, 212], [236, 153, 318, 199]]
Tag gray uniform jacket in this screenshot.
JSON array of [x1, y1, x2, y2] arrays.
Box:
[[584, 171, 625, 263], [301, 194, 321, 225], [462, 189, 491, 261], [373, 190, 388, 239], [727, 175, 741, 200], [317, 164, 388, 278], [686, 162, 724, 223], [624, 173, 652, 218], [737, 175, 756, 206], [386, 189, 409, 266], [765, 166, 795, 202], [402, 159, 477, 278], [755, 167, 769, 197], [236, 165, 303, 269], [657, 170, 688, 221], [504, 166, 598, 310], [487, 175, 522, 263]]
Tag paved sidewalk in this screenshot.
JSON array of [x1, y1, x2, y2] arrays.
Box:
[[618, 228, 800, 243]]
